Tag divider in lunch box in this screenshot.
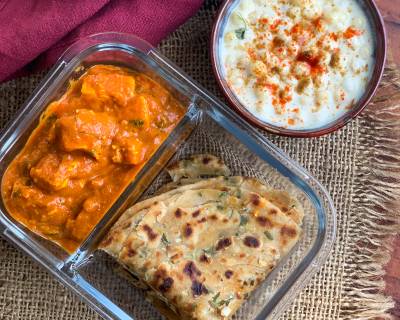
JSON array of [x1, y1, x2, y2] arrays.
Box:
[[66, 105, 201, 269]]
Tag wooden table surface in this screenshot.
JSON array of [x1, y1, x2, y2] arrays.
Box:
[[375, 0, 400, 318]]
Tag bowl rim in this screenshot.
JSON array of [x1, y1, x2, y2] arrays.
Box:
[[210, 0, 387, 137]]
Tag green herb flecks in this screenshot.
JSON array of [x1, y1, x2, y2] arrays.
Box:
[[235, 28, 246, 40], [185, 250, 197, 260], [203, 246, 216, 257], [198, 191, 203, 197], [264, 231, 274, 240], [139, 248, 149, 258], [133, 215, 144, 229], [161, 233, 170, 246], [219, 191, 228, 198], [234, 13, 248, 40], [209, 292, 221, 309], [217, 205, 224, 211], [239, 215, 248, 226], [209, 292, 234, 310], [241, 207, 251, 214], [222, 294, 235, 306], [129, 119, 144, 128]]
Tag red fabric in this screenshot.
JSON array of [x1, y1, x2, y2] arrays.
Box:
[[0, 0, 203, 81]]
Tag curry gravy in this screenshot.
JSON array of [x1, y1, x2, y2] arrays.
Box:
[[1, 65, 185, 252]]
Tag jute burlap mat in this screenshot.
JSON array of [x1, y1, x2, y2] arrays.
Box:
[[1, 1, 399, 319]]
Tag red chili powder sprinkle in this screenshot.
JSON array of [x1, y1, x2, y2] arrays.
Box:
[[329, 32, 339, 41], [343, 27, 362, 39], [247, 48, 257, 60], [291, 23, 301, 35], [270, 19, 282, 31], [313, 17, 323, 31]]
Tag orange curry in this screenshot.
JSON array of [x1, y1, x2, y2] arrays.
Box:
[[1, 65, 185, 252]]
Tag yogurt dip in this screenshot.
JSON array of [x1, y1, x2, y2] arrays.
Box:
[[220, 0, 375, 130]]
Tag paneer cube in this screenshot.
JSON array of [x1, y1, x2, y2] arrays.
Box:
[[111, 131, 146, 165], [30, 154, 69, 191], [56, 109, 117, 159], [30, 153, 97, 191], [121, 95, 151, 129], [81, 71, 136, 107]]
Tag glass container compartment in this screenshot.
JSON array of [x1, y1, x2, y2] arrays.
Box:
[[0, 33, 336, 320]]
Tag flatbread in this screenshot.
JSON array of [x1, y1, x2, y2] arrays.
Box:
[[101, 191, 301, 319], [142, 176, 303, 226], [99, 155, 304, 319]]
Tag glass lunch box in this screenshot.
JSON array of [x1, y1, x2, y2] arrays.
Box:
[[0, 33, 336, 320]]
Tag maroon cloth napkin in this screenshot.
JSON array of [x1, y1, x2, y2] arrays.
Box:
[[0, 0, 203, 82]]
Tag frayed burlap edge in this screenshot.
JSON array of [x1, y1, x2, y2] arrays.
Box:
[[340, 65, 400, 320]]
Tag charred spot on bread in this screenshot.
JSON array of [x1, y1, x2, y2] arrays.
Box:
[[101, 234, 114, 247], [202, 156, 211, 164], [159, 277, 174, 293], [143, 224, 158, 240], [270, 208, 278, 215], [244, 236, 260, 248], [184, 224, 193, 237], [199, 254, 210, 263], [216, 237, 232, 251], [175, 208, 183, 218], [191, 280, 208, 296], [256, 216, 273, 227], [280, 226, 297, 238], [198, 217, 207, 223], [183, 261, 201, 280], [250, 193, 261, 206], [192, 209, 201, 218], [126, 248, 136, 258]]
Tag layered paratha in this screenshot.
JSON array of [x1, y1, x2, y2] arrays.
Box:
[[166, 154, 231, 182], [100, 155, 303, 319]]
